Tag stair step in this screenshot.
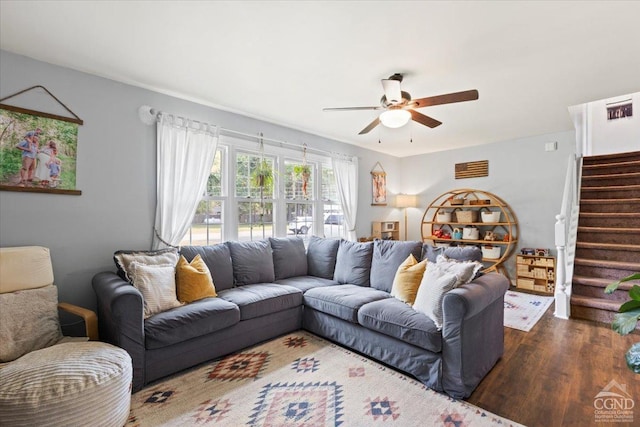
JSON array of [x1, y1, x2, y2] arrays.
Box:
[[576, 227, 639, 245], [582, 171, 640, 180], [574, 257, 640, 271], [578, 212, 640, 228], [576, 241, 640, 252], [579, 198, 640, 213], [583, 159, 640, 168], [583, 151, 640, 165], [581, 184, 640, 199], [572, 274, 637, 290], [571, 295, 621, 312], [575, 242, 640, 263], [577, 226, 640, 234]]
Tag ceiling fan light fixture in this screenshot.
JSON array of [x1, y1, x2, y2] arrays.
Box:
[[379, 109, 411, 128]]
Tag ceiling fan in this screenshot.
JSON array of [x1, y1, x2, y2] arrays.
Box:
[[323, 73, 479, 135]]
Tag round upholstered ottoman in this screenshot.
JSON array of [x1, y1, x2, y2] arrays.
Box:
[[0, 341, 132, 427]]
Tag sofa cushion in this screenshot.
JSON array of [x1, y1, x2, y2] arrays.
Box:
[[333, 240, 373, 286], [144, 298, 240, 350], [389, 255, 428, 305], [175, 255, 217, 303], [422, 244, 482, 263], [218, 284, 302, 320], [274, 276, 340, 292], [307, 236, 340, 279], [180, 244, 235, 291], [129, 262, 182, 319], [227, 240, 275, 286], [358, 298, 442, 353], [269, 237, 308, 280], [303, 284, 390, 323], [370, 240, 423, 292], [113, 248, 179, 283]]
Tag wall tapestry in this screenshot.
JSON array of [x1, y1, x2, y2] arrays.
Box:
[[371, 162, 387, 206], [0, 86, 83, 195]]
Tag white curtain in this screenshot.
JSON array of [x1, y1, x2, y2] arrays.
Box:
[[152, 115, 219, 249], [332, 156, 358, 241]]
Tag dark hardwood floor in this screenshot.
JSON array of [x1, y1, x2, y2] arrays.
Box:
[[467, 307, 640, 427]]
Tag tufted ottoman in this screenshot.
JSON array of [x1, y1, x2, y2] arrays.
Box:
[[0, 341, 132, 427]]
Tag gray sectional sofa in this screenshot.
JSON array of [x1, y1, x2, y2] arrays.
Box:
[[92, 236, 509, 398]]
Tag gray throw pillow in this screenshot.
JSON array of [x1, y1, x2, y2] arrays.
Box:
[[333, 240, 374, 287], [227, 240, 275, 285], [370, 240, 423, 292], [180, 244, 235, 291], [269, 237, 308, 280], [307, 236, 340, 279]]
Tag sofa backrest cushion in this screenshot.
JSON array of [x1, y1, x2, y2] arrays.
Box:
[[306, 236, 340, 279], [333, 240, 373, 286], [370, 240, 423, 292], [422, 244, 482, 263], [180, 244, 235, 291], [269, 237, 308, 280], [227, 240, 275, 285]]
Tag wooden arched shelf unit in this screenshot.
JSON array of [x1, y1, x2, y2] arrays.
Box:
[[421, 188, 519, 278]]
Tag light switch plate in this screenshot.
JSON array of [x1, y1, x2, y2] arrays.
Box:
[[545, 141, 557, 151]]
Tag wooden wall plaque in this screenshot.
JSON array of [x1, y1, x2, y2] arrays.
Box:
[[455, 160, 488, 179]]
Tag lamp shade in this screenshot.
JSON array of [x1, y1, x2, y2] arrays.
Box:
[[396, 194, 417, 208], [379, 109, 411, 128]]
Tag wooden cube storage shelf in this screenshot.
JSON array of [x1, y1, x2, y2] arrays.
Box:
[[516, 254, 556, 294], [372, 221, 400, 240]]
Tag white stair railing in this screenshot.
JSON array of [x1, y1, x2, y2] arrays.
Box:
[[554, 154, 581, 319]]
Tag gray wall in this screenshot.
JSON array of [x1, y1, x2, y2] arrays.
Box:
[[0, 50, 400, 309], [398, 131, 576, 279]]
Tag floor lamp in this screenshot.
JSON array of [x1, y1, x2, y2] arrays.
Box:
[[396, 194, 417, 241]]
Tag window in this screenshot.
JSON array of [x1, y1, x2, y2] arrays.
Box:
[[284, 160, 316, 237], [321, 165, 345, 239], [180, 148, 225, 246], [236, 152, 275, 241], [179, 137, 344, 245]]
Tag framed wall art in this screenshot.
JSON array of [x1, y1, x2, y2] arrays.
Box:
[[0, 86, 83, 195]]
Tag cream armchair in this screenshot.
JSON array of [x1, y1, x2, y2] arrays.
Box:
[[0, 246, 132, 427]]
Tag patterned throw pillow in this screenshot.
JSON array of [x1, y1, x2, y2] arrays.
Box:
[[175, 254, 217, 303], [390, 254, 428, 305], [129, 262, 182, 318], [412, 262, 458, 330]]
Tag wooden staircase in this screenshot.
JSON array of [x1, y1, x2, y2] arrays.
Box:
[[571, 150, 640, 325]]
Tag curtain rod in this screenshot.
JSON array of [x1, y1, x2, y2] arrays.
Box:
[[138, 105, 353, 160]]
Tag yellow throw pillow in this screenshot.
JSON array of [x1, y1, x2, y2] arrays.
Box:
[[176, 254, 217, 303], [390, 254, 428, 305]]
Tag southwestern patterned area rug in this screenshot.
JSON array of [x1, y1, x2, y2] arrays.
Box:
[[128, 332, 521, 427], [504, 290, 554, 332]]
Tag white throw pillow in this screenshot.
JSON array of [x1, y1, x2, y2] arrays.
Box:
[[129, 262, 182, 318], [412, 262, 458, 330], [435, 254, 483, 286]]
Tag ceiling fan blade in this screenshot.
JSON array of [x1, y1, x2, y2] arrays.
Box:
[[358, 117, 380, 134], [410, 89, 479, 108], [410, 110, 442, 128], [323, 106, 383, 111], [381, 79, 402, 104]]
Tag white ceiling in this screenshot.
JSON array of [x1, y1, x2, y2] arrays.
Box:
[[1, 1, 639, 157]]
